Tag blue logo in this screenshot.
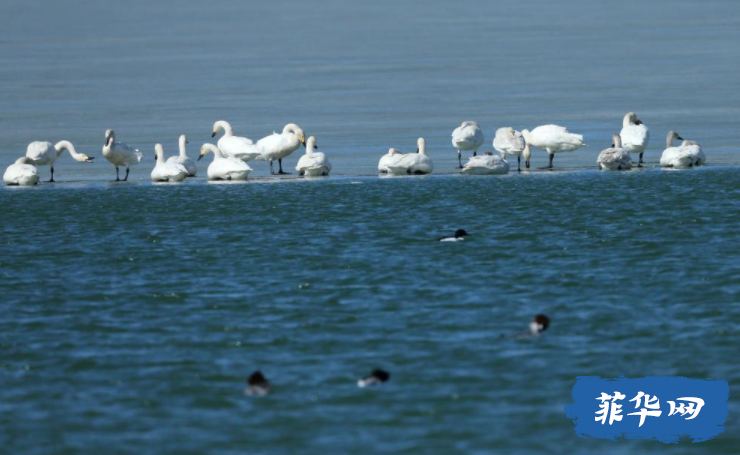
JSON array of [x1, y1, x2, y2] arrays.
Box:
[[564, 376, 729, 443]]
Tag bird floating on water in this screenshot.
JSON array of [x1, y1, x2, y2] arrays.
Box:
[[358, 369, 390, 388], [439, 229, 468, 242], [245, 370, 272, 396]]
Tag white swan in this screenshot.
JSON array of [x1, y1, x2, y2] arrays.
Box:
[[378, 148, 404, 173], [256, 123, 306, 174], [521, 125, 585, 169], [620, 112, 650, 166], [211, 120, 262, 163], [25, 140, 94, 182], [296, 136, 332, 176], [461, 152, 510, 175], [660, 132, 706, 169], [386, 138, 434, 175], [166, 134, 197, 177], [493, 127, 526, 171], [103, 129, 143, 181], [198, 143, 251, 181], [151, 144, 188, 182], [452, 121, 484, 168], [4, 157, 39, 186], [597, 134, 632, 171]]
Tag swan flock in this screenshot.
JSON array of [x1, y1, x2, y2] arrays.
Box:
[[3, 112, 709, 186]]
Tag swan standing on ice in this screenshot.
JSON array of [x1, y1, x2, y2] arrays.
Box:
[[166, 134, 197, 177], [386, 138, 434, 175], [25, 140, 94, 182], [103, 129, 143, 181], [521, 125, 585, 169], [151, 144, 188, 182], [4, 157, 40, 186], [211, 120, 262, 163], [462, 152, 510, 175], [378, 148, 403, 173], [493, 127, 526, 171], [597, 134, 632, 171], [660, 132, 706, 168], [620, 112, 650, 166], [198, 143, 251, 181], [296, 136, 332, 176], [256, 123, 306, 175], [452, 121, 484, 168]]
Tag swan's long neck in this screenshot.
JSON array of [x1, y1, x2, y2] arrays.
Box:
[[155, 144, 165, 163], [523, 141, 531, 161], [613, 134, 622, 148], [666, 133, 675, 149], [203, 144, 223, 160], [623, 113, 634, 128], [179, 136, 188, 157], [215, 121, 233, 137], [418, 139, 426, 156], [305, 137, 316, 154], [54, 140, 83, 159]]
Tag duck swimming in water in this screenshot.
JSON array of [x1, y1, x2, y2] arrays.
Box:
[[358, 369, 390, 388], [439, 229, 468, 242], [245, 370, 271, 396]]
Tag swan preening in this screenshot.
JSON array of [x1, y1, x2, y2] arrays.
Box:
[[151, 144, 188, 182], [211, 120, 262, 163], [452, 121, 484, 168], [660, 131, 706, 169], [493, 127, 526, 171], [166, 134, 197, 177], [386, 138, 434, 175], [597, 134, 632, 171], [462, 152, 510, 175], [25, 140, 94, 182], [3, 157, 39, 186], [198, 143, 251, 181], [256, 123, 306, 175], [378, 148, 403, 173], [620, 112, 650, 166], [521, 125, 585, 169], [296, 136, 332, 176], [103, 129, 143, 181]]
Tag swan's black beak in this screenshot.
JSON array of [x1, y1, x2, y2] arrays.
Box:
[[105, 137, 113, 147], [611, 143, 615, 148], [677, 135, 684, 140], [211, 132, 217, 138], [86, 157, 95, 162], [415, 148, 419, 153], [301, 136, 306, 148], [197, 153, 204, 161]]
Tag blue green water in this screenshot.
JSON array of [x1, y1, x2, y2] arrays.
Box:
[[2, 169, 739, 454], [2, 0, 740, 453]]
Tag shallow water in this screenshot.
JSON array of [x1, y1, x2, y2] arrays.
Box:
[[1, 0, 740, 454]]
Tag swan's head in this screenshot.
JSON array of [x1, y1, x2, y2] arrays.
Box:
[[461, 121, 478, 128], [529, 314, 550, 335], [283, 124, 306, 147], [212, 120, 232, 138], [198, 143, 219, 161], [624, 112, 638, 126], [154, 143, 164, 161], [388, 148, 401, 155], [55, 140, 94, 162], [179, 134, 188, 147], [611, 133, 622, 149], [104, 129, 114, 147], [681, 140, 699, 147], [521, 129, 531, 142], [666, 130, 683, 147], [15, 157, 35, 165], [306, 136, 317, 150], [417, 137, 426, 155]]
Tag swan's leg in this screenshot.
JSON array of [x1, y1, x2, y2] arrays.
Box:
[[525, 158, 530, 169], [638, 152, 644, 167], [517, 156, 521, 172], [115, 167, 120, 181], [548, 154, 554, 169], [473, 149, 477, 157], [269, 160, 275, 175], [457, 150, 462, 168], [278, 159, 290, 175], [48, 166, 55, 182], [123, 167, 130, 181]]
